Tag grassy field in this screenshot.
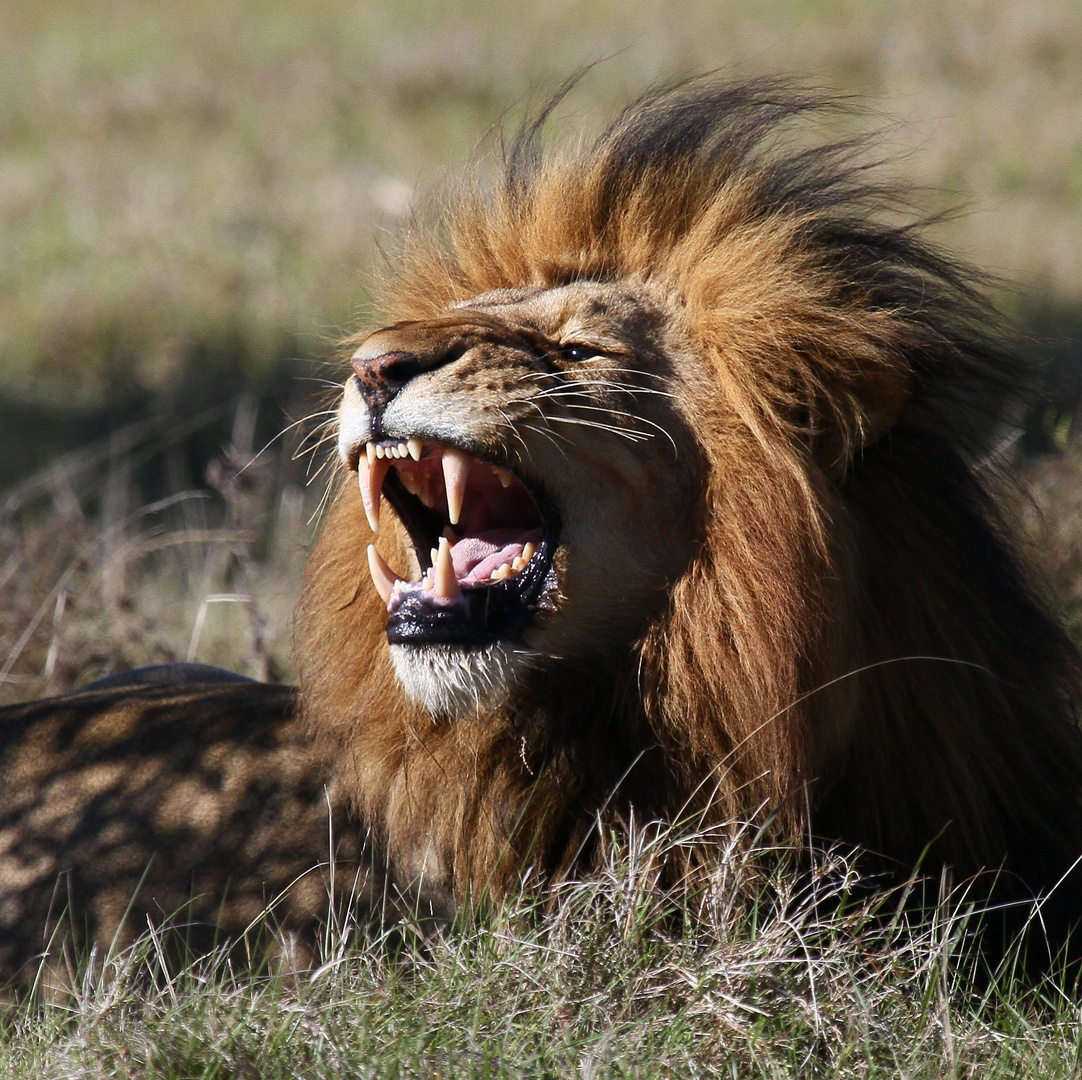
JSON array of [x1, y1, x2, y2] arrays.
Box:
[[4, 0, 1082, 1075], [6, 830, 1082, 1078], [2, 0, 1081, 410]]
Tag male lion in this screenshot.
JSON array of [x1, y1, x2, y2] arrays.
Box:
[[3, 79, 1082, 983]]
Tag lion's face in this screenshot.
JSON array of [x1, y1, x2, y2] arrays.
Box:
[[337, 281, 702, 716]]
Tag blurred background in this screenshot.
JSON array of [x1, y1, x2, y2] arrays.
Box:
[[1, 0, 1081, 699]]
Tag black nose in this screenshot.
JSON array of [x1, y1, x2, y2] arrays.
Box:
[[350, 350, 424, 414]]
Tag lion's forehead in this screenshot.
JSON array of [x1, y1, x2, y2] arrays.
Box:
[[432, 280, 674, 353]]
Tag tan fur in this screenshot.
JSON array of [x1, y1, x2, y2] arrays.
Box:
[[299, 81, 1082, 930], [0, 681, 367, 990]]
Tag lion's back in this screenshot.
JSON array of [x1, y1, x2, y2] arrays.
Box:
[[0, 681, 363, 990]]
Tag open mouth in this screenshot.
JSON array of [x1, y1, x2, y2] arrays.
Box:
[[356, 439, 560, 646]]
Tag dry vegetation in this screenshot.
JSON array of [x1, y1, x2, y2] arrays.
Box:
[[1, 0, 1080, 407], [6, 827, 1082, 1078], [0, 395, 322, 703], [3, 0, 1082, 1074]]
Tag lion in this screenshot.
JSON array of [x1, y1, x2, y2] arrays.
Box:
[[1, 78, 1081, 984], [298, 79, 1082, 942]]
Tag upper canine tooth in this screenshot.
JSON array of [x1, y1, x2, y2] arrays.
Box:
[[358, 453, 391, 532], [367, 544, 398, 606], [407, 438, 423, 462], [441, 447, 471, 527]]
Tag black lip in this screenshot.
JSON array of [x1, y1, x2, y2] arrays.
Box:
[[381, 463, 561, 647]]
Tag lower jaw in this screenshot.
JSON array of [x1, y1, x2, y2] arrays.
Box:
[[389, 641, 538, 718]]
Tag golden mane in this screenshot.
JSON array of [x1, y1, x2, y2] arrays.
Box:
[[297, 80, 1082, 944]]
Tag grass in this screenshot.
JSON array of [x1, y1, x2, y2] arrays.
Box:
[[4, 1, 1082, 1074], [0, 394, 322, 701], [1, 0, 1080, 410], [4, 825, 1082, 1078]]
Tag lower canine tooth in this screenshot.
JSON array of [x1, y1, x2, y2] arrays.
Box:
[[434, 535, 461, 600], [367, 545, 398, 606]]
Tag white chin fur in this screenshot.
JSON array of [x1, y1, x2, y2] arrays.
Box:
[[389, 641, 535, 718]]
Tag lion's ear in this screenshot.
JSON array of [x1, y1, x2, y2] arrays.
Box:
[[813, 364, 909, 476]]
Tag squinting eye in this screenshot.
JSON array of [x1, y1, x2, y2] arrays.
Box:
[[560, 344, 596, 363]]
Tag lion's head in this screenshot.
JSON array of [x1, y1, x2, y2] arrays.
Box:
[[297, 81, 1082, 919]]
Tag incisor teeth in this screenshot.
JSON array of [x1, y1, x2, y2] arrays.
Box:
[[434, 536, 460, 600], [407, 438, 423, 462], [371, 440, 413, 460], [367, 545, 398, 606], [441, 447, 471, 527], [357, 453, 391, 532], [430, 546, 439, 566]]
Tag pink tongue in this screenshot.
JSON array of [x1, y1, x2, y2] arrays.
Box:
[[451, 528, 542, 586]]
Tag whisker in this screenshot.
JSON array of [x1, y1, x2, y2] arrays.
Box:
[[533, 380, 676, 400], [520, 421, 574, 456], [542, 415, 653, 443], [542, 403, 681, 454]]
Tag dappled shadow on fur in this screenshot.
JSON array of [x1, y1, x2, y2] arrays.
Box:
[[0, 680, 374, 995]]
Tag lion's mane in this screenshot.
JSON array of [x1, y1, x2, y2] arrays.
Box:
[[297, 81, 1082, 933]]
